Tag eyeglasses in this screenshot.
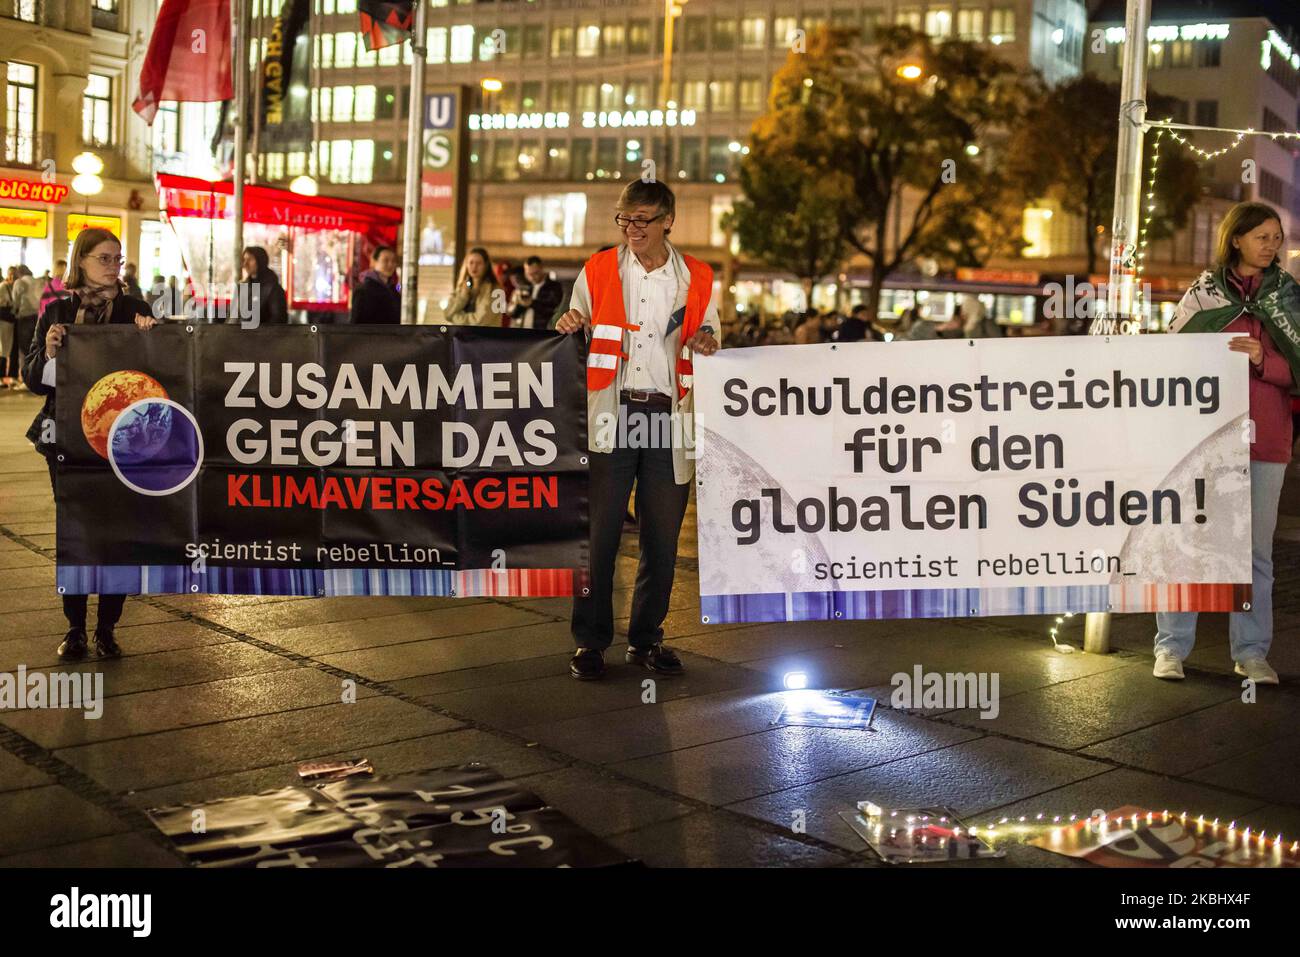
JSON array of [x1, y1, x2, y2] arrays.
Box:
[[85, 254, 124, 266], [614, 213, 666, 230]]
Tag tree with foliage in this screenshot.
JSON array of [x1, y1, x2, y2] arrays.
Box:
[[730, 26, 1040, 318], [1003, 75, 1201, 275]]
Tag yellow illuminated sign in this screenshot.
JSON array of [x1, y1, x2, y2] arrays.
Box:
[[0, 206, 49, 238]]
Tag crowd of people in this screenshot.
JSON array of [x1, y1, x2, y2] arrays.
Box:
[[724, 293, 1073, 349]]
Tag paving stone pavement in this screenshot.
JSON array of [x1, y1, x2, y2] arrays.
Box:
[[1, 390, 1298, 868]]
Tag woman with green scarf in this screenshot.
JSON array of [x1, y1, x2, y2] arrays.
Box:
[[1155, 202, 1300, 684]]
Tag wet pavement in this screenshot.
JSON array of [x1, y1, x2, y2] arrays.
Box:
[[1, 389, 1298, 867]]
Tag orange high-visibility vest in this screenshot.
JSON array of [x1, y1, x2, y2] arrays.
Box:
[[583, 246, 713, 399]]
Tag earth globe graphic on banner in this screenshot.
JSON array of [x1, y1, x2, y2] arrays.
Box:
[[80, 371, 203, 496], [80, 370, 168, 459]]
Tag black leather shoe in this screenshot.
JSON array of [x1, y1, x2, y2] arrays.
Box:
[[570, 647, 606, 680], [57, 628, 88, 660], [626, 643, 685, 675], [93, 628, 122, 658]]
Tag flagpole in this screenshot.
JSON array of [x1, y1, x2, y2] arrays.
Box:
[[401, 1, 429, 325], [233, 0, 250, 299]]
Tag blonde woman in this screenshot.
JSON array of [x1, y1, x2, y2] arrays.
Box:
[[22, 227, 158, 659], [442, 247, 503, 326]]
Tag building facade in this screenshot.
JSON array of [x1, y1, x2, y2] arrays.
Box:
[[0, 0, 191, 283], [1080, 16, 1300, 284], [248, 0, 1086, 307]]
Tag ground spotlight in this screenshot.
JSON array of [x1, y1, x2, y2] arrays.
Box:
[[783, 671, 809, 691]]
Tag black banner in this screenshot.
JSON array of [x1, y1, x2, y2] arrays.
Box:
[[54, 325, 588, 597], [259, 0, 313, 153]]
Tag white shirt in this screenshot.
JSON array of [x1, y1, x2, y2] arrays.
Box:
[[620, 256, 677, 395]]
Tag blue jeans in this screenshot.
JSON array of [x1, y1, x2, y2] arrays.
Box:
[[1154, 460, 1287, 662]]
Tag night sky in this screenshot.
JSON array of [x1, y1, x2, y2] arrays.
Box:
[[1090, 1, 1300, 33]]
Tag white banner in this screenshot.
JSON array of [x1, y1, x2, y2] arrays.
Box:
[[694, 336, 1252, 622]]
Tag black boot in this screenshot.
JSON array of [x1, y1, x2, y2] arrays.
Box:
[[57, 628, 88, 660], [93, 627, 122, 658]]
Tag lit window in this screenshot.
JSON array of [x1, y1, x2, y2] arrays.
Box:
[[577, 23, 600, 57], [989, 8, 1015, 44], [334, 32, 356, 68], [681, 80, 707, 110], [739, 77, 764, 111], [741, 16, 766, 49], [354, 86, 376, 121], [773, 17, 798, 47], [925, 8, 953, 40], [551, 26, 573, 57], [379, 44, 400, 66], [709, 80, 735, 111], [82, 73, 113, 146], [957, 9, 984, 42], [1022, 206, 1055, 257], [427, 27, 447, 64], [522, 193, 587, 246], [332, 86, 354, 122], [451, 25, 475, 63], [896, 8, 923, 31]]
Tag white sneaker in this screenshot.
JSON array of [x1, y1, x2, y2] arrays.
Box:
[[1234, 659, 1279, 685], [1153, 653, 1185, 680]]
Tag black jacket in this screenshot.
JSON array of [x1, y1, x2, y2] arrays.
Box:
[[509, 277, 564, 329], [22, 293, 153, 459], [229, 273, 289, 326], [351, 273, 402, 324]]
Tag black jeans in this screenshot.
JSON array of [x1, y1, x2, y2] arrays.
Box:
[[47, 459, 125, 633], [571, 407, 691, 651], [10, 314, 36, 382]]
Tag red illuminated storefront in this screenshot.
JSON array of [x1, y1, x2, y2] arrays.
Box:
[[156, 174, 402, 312]]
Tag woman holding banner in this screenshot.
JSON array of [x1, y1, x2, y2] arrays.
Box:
[[1154, 202, 1299, 685], [22, 227, 158, 660]]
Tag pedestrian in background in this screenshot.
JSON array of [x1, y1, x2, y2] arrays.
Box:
[[509, 255, 564, 329], [235, 246, 288, 326], [443, 247, 503, 326], [1153, 201, 1299, 685], [123, 261, 143, 300], [793, 310, 822, 344], [350, 245, 402, 325], [38, 260, 69, 319], [10, 265, 41, 391], [22, 227, 158, 660], [0, 266, 14, 387]]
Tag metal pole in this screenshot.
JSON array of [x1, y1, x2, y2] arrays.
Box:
[[660, 0, 677, 174], [401, 1, 429, 325], [1087, 0, 1150, 654], [233, 0, 249, 300]]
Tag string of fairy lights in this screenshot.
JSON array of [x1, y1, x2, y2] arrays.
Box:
[[858, 803, 1300, 857], [1132, 118, 1300, 320]]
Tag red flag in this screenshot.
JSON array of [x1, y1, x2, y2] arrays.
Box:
[[358, 1, 414, 52], [133, 0, 233, 124]]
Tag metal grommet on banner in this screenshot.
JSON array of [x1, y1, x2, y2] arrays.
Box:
[[57, 454, 65, 462], [1242, 601, 1252, 611], [185, 325, 194, 334], [579, 456, 588, 465], [57, 586, 65, 594], [701, 615, 710, 624], [450, 588, 457, 596], [310, 325, 319, 334], [190, 583, 199, 593], [440, 326, 448, 333], [830, 344, 836, 350], [834, 610, 842, 618], [581, 587, 590, 596], [968, 340, 975, 347]]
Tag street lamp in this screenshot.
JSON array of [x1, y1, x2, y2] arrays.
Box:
[[476, 78, 502, 242], [896, 63, 924, 81], [289, 175, 318, 196], [71, 151, 103, 215]]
